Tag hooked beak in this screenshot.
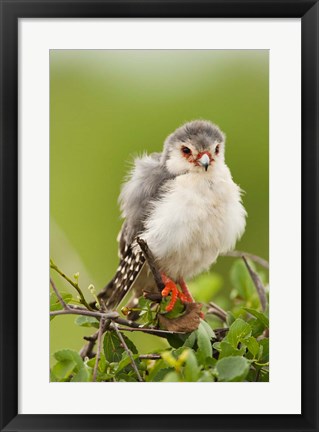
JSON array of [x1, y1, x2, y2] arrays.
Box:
[[198, 153, 210, 171]]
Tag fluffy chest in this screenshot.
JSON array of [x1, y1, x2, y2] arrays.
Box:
[[142, 172, 245, 279]]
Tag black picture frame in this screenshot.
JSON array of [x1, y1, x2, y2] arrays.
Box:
[[1, 1, 318, 431]]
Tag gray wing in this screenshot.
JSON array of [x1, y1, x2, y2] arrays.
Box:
[[99, 152, 174, 309], [118, 152, 174, 255]]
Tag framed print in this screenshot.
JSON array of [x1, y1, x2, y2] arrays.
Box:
[[0, 1, 318, 431]]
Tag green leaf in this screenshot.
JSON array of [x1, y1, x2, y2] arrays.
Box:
[[204, 356, 217, 368], [200, 319, 216, 339], [152, 367, 174, 382], [226, 319, 252, 349], [214, 341, 246, 359], [245, 336, 259, 357], [198, 371, 215, 382], [165, 333, 188, 348], [146, 358, 166, 381], [183, 331, 197, 348], [259, 368, 269, 382], [117, 373, 137, 382], [215, 356, 250, 382], [196, 322, 213, 359], [243, 308, 269, 328], [52, 359, 76, 380], [103, 331, 138, 363], [162, 371, 180, 382], [258, 338, 269, 363], [54, 349, 84, 370], [50, 291, 73, 310], [97, 372, 114, 382], [249, 317, 266, 338], [71, 366, 92, 382], [74, 315, 100, 328], [98, 353, 107, 372], [86, 352, 108, 374], [50, 291, 73, 320], [183, 349, 200, 382], [116, 352, 139, 374], [50, 370, 59, 382], [104, 332, 124, 363], [226, 311, 236, 327], [230, 259, 255, 300]]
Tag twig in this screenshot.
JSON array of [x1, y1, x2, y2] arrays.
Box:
[[50, 308, 119, 320], [50, 277, 69, 310], [93, 317, 105, 382], [224, 250, 269, 269], [117, 325, 186, 337], [80, 332, 98, 359], [111, 323, 143, 382], [206, 302, 227, 322], [213, 327, 229, 341], [139, 354, 161, 360], [136, 237, 165, 294], [113, 316, 141, 328], [242, 256, 268, 311], [50, 259, 93, 310], [223, 250, 269, 269]]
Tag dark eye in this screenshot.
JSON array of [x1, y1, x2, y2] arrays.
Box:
[[215, 144, 220, 155], [182, 146, 191, 155]]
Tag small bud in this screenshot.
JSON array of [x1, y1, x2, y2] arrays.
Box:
[[73, 272, 79, 280], [121, 306, 130, 316], [88, 284, 95, 294]]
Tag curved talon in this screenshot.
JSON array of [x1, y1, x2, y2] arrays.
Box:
[[161, 274, 180, 311], [161, 281, 179, 312], [161, 274, 194, 312], [178, 292, 190, 303]]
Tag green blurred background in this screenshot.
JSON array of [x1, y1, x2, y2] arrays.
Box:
[[50, 50, 268, 359]]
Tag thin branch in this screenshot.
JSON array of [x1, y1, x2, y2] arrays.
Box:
[[139, 354, 161, 360], [50, 259, 93, 310], [242, 256, 268, 311], [111, 323, 143, 382], [213, 327, 229, 341], [93, 317, 105, 382], [206, 302, 227, 322], [136, 237, 165, 294], [80, 332, 98, 359], [50, 277, 69, 310], [223, 250, 269, 269], [80, 318, 111, 360], [50, 308, 119, 320], [117, 325, 186, 337], [113, 316, 141, 328]]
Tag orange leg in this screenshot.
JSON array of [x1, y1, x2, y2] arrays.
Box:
[[161, 274, 180, 312], [180, 278, 204, 318], [179, 278, 194, 303]]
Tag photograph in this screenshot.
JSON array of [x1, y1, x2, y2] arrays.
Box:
[[2, 0, 318, 429], [49, 49, 269, 383]]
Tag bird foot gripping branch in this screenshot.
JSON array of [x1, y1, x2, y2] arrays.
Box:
[[160, 274, 205, 322], [161, 274, 202, 314]]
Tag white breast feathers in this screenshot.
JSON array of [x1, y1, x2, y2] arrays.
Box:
[[141, 166, 246, 281]]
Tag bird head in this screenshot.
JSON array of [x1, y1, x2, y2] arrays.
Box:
[[161, 120, 226, 176]]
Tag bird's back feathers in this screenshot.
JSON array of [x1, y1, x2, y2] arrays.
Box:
[[118, 153, 175, 249]]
